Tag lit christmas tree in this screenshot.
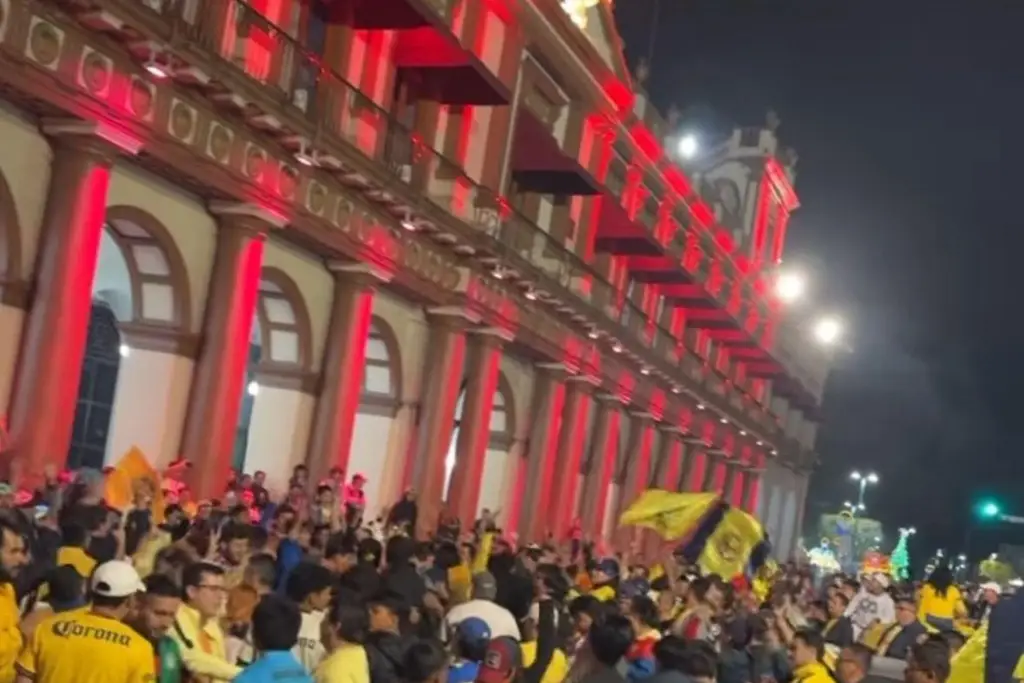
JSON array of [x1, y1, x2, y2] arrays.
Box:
[[891, 527, 915, 581]]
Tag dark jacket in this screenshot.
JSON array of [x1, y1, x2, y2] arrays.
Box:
[[823, 616, 855, 648], [365, 631, 414, 683]]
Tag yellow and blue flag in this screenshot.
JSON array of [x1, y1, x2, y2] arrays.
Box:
[[619, 489, 766, 578]]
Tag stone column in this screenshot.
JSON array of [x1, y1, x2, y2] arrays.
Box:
[[5, 121, 141, 483], [728, 465, 747, 508], [501, 438, 528, 535], [642, 426, 687, 560], [305, 263, 391, 483], [722, 462, 738, 502], [446, 328, 510, 526], [705, 452, 728, 493], [743, 469, 762, 514], [579, 395, 622, 541], [615, 413, 655, 549], [518, 364, 568, 542], [654, 427, 685, 491], [549, 376, 596, 541], [413, 309, 471, 538], [179, 203, 281, 499], [684, 448, 708, 491]]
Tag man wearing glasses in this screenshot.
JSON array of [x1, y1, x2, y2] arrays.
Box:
[[172, 561, 242, 682], [874, 596, 928, 661]]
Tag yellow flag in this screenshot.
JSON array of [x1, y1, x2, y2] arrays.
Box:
[[698, 507, 763, 578], [619, 490, 719, 540], [104, 446, 165, 523], [950, 620, 987, 683]]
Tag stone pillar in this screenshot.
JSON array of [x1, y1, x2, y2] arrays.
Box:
[[305, 263, 391, 483], [179, 203, 281, 499], [413, 309, 471, 537], [446, 328, 510, 526], [705, 453, 728, 493], [684, 449, 708, 491], [518, 364, 568, 542], [729, 465, 747, 508], [743, 469, 762, 514], [654, 427, 685, 491], [579, 395, 622, 541], [615, 413, 655, 549], [641, 426, 688, 560], [549, 377, 596, 541], [5, 121, 141, 483], [501, 438, 528, 535]]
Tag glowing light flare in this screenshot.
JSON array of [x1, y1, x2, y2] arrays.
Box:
[[677, 134, 699, 159], [560, 0, 600, 29], [775, 271, 806, 303], [813, 316, 842, 345]]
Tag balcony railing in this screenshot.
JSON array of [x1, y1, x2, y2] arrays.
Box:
[[105, 0, 780, 436]]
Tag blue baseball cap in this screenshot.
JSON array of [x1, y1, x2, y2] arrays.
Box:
[[457, 617, 492, 645]]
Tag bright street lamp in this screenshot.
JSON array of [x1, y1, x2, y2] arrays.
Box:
[[813, 316, 843, 345], [677, 134, 699, 159], [775, 271, 806, 303], [850, 471, 879, 508]]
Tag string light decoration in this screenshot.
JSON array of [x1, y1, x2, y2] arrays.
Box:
[[561, 0, 602, 29]]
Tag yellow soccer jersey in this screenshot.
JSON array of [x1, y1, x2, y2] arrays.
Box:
[[16, 608, 155, 683]]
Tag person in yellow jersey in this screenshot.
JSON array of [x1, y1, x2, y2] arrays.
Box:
[[917, 565, 965, 632], [0, 517, 30, 683], [787, 628, 833, 683], [15, 559, 155, 683]]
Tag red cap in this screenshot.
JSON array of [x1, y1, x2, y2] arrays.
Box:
[[476, 637, 522, 683]]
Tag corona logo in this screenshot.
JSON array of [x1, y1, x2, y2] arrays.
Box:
[[561, 0, 601, 29]]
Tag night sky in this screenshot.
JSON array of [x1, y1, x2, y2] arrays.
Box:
[[613, 0, 1024, 563]]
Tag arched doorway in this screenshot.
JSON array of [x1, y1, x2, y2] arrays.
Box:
[[232, 268, 312, 477], [71, 208, 191, 470], [68, 302, 122, 470], [442, 375, 514, 508], [349, 318, 402, 512], [70, 207, 191, 470]]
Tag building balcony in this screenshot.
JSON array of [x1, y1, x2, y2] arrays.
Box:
[[508, 95, 601, 196], [67, 0, 785, 442], [320, 0, 456, 30]]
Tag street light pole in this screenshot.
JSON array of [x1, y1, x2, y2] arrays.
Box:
[[850, 471, 879, 510]]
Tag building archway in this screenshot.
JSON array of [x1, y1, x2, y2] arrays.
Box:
[[0, 171, 22, 291], [0, 170, 24, 421], [346, 317, 403, 508], [443, 373, 515, 508], [73, 208, 192, 470], [232, 267, 314, 474]]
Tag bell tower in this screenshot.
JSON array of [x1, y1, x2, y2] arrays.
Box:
[[685, 112, 800, 278]]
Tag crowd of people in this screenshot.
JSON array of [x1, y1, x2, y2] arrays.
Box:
[[0, 463, 1004, 683]]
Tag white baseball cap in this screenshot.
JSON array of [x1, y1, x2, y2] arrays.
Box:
[[90, 560, 146, 598]]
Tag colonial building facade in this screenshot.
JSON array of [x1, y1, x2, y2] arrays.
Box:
[[0, 0, 830, 553]]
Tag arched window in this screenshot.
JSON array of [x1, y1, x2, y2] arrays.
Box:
[[363, 322, 398, 400], [71, 208, 191, 470], [254, 271, 311, 368], [104, 206, 192, 328]]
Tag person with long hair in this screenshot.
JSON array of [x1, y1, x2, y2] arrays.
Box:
[[917, 564, 965, 632]]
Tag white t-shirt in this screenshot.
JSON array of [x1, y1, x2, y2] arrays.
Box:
[[293, 609, 326, 672], [845, 590, 895, 637], [446, 599, 521, 641]]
